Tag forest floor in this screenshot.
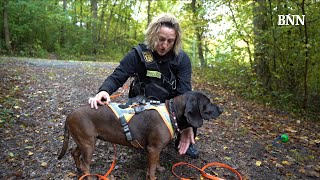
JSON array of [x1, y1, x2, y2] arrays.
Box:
[[0, 57, 319, 180]]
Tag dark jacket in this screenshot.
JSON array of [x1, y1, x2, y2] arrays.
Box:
[[99, 44, 192, 100]]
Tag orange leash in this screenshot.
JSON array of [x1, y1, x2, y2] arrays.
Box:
[[79, 85, 128, 179], [79, 144, 117, 180], [172, 161, 242, 180], [79, 84, 128, 180], [109, 84, 129, 99]]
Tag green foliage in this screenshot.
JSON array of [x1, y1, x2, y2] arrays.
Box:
[[192, 1, 319, 117], [0, 93, 20, 127], [0, 108, 14, 126], [4, 1, 65, 57], [1, 0, 319, 116]]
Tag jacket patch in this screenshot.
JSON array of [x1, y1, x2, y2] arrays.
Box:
[[142, 51, 153, 63], [146, 70, 161, 78]]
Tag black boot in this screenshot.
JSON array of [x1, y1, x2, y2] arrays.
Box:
[[175, 128, 199, 159], [185, 144, 199, 159]]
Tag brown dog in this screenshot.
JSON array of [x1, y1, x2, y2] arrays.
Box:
[[57, 91, 222, 179]]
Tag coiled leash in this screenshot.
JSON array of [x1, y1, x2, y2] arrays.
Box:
[[77, 136, 242, 180], [79, 144, 117, 180], [172, 161, 242, 180]]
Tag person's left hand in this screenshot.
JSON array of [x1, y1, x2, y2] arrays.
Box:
[[177, 127, 195, 155]]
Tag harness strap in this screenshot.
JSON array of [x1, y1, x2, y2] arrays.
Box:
[[133, 44, 177, 90], [119, 115, 143, 148], [109, 102, 173, 148], [133, 105, 145, 113], [119, 116, 132, 141]]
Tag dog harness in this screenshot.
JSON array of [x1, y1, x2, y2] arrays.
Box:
[[107, 103, 174, 148]]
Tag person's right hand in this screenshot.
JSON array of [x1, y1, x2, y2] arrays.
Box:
[[88, 91, 110, 109], [177, 127, 195, 155]]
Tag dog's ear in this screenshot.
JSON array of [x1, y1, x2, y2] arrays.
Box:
[[184, 96, 203, 128], [198, 93, 223, 120]]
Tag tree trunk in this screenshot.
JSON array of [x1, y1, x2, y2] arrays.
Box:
[[253, 0, 271, 90], [97, 0, 108, 43], [91, 0, 98, 54], [60, 0, 67, 48], [73, 0, 77, 25], [147, 0, 151, 26], [3, 0, 12, 52], [104, 0, 117, 48], [268, 0, 277, 73], [111, 0, 124, 44], [80, 0, 83, 28], [191, 0, 206, 67], [228, 1, 253, 68], [301, 0, 309, 109], [196, 29, 206, 67]]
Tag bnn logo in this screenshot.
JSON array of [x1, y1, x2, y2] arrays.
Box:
[[278, 14, 305, 25]]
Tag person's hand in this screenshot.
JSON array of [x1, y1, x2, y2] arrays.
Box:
[[178, 127, 195, 155], [88, 91, 110, 109]]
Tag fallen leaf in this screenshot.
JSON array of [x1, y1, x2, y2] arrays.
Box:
[[285, 127, 297, 133], [58, 135, 64, 140], [282, 161, 290, 165], [299, 167, 306, 174], [256, 161, 262, 166], [314, 139, 320, 144], [28, 151, 33, 156], [299, 136, 308, 140], [67, 172, 77, 177], [41, 162, 48, 168], [25, 145, 33, 149]]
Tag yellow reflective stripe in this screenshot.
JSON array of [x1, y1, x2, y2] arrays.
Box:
[[149, 106, 174, 139], [124, 114, 134, 123], [108, 103, 120, 119]]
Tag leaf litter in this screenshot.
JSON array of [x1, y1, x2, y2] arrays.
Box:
[[0, 57, 319, 179]]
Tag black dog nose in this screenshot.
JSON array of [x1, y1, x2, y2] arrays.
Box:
[[218, 106, 224, 114]]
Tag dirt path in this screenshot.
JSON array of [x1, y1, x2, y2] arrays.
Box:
[[0, 57, 319, 180]]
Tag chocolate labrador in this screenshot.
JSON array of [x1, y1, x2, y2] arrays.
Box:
[[57, 91, 223, 179]]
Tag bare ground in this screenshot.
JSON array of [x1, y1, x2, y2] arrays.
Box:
[[0, 57, 319, 180]]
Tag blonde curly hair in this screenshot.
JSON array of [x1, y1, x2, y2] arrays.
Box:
[[144, 13, 182, 55]]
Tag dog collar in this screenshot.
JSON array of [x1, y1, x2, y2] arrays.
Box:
[[169, 99, 181, 134]]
